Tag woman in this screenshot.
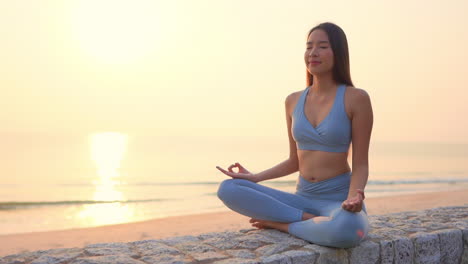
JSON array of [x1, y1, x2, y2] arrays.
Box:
[[216, 22, 373, 248]]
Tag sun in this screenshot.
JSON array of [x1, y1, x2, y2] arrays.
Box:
[[90, 132, 128, 181], [69, 0, 160, 63]]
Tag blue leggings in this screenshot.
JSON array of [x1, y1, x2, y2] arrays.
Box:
[[217, 172, 369, 248]]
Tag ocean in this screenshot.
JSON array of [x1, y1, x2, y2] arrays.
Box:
[[1, 139, 467, 235]]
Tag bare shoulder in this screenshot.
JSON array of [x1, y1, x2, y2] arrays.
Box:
[[346, 86, 371, 109], [345, 86, 372, 117], [285, 90, 302, 102], [285, 90, 303, 107], [346, 86, 371, 103]]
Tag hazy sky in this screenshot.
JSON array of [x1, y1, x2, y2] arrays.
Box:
[[0, 0, 468, 186], [2, 0, 468, 143]]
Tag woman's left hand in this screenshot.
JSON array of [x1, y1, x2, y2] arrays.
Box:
[[341, 189, 365, 212]]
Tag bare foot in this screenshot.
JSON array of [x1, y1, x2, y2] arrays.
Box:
[[249, 218, 289, 232], [249, 218, 274, 229], [248, 215, 332, 234]]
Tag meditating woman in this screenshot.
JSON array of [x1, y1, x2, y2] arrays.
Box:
[[216, 22, 373, 248]]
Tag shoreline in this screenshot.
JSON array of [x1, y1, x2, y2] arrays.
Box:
[[1, 188, 467, 257]]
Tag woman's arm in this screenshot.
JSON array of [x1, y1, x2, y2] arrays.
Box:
[[216, 93, 300, 182], [342, 88, 373, 212], [252, 93, 300, 182]]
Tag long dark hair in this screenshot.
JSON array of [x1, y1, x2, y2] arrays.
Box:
[[306, 22, 354, 87]]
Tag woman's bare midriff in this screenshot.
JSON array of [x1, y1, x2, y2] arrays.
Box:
[[297, 150, 351, 182]]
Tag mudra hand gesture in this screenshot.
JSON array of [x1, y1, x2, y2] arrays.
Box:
[[341, 189, 365, 213], [216, 162, 259, 183]]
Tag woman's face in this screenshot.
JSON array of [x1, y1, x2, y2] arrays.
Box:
[[304, 29, 334, 76]]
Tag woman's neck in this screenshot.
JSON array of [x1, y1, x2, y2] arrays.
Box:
[[310, 75, 337, 95]]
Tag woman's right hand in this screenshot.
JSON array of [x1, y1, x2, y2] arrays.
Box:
[[216, 162, 259, 183]]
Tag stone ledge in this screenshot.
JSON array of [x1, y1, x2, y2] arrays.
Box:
[[1, 206, 467, 264]]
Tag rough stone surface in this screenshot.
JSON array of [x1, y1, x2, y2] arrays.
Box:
[[282, 250, 318, 263], [173, 242, 217, 254], [131, 240, 181, 256], [189, 251, 228, 262], [394, 237, 414, 264], [1, 206, 467, 264], [435, 229, 463, 264], [410, 232, 440, 264], [379, 240, 394, 264], [202, 232, 246, 250], [225, 249, 257, 259], [31, 253, 82, 264], [213, 259, 260, 264], [22, 248, 81, 264], [139, 254, 194, 264], [255, 244, 292, 256], [84, 243, 137, 258], [260, 254, 291, 264], [160, 236, 201, 246], [304, 244, 349, 264], [348, 240, 379, 264], [70, 254, 146, 264], [462, 229, 468, 264]]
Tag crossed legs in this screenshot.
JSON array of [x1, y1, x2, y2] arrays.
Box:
[[217, 178, 325, 222], [217, 178, 369, 248]]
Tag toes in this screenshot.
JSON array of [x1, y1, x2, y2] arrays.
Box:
[[251, 222, 264, 229]]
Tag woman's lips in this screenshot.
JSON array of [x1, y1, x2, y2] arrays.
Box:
[[309, 61, 321, 65]]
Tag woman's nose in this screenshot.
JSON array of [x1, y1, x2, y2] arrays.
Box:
[[308, 48, 318, 57]]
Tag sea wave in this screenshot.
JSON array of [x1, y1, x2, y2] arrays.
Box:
[[0, 198, 172, 211]]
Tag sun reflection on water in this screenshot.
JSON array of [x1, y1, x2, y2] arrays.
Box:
[[77, 132, 135, 226]]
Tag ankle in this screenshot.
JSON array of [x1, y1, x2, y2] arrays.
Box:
[[302, 212, 316, 220]]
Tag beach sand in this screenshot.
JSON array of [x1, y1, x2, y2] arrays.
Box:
[[1, 189, 467, 257]]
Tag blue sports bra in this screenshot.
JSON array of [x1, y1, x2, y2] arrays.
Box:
[[292, 84, 351, 152]]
